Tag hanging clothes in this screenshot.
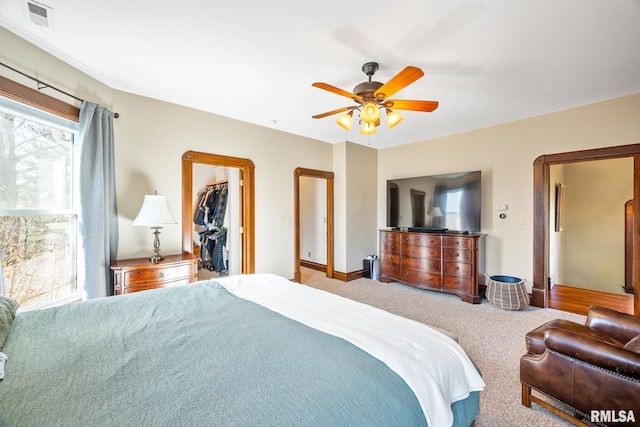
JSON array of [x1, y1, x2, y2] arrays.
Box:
[[194, 182, 229, 273]]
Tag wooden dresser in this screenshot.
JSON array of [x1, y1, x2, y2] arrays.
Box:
[[379, 229, 486, 303], [110, 253, 199, 295]]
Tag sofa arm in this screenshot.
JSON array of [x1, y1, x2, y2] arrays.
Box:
[[586, 305, 640, 342], [544, 328, 640, 379]]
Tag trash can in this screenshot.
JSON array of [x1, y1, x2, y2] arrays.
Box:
[[485, 274, 529, 310], [363, 255, 380, 280]]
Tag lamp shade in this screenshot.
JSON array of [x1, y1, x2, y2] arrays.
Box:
[[431, 207, 443, 217], [386, 109, 404, 129], [132, 195, 177, 226], [336, 111, 353, 131], [359, 101, 380, 123]]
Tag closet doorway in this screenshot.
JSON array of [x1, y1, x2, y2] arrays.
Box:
[[294, 168, 334, 282], [182, 151, 255, 274]]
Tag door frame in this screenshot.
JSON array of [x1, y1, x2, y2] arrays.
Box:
[[294, 168, 334, 282], [532, 143, 640, 315], [181, 151, 255, 273]]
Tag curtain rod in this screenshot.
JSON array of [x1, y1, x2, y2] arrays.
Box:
[[0, 61, 119, 118]]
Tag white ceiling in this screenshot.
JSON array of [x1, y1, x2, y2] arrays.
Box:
[[1, 0, 639, 149]]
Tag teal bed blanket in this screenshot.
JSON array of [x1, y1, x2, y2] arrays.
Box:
[[0, 278, 479, 426]]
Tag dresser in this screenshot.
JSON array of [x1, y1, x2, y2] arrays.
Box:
[[379, 230, 486, 303], [110, 253, 199, 295]]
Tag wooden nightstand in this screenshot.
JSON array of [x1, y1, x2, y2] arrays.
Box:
[[110, 253, 199, 295]]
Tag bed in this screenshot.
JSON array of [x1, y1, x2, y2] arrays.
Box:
[[0, 273, 484, 426]]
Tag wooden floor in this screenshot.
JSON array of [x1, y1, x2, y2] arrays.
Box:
[[548, 285, 634, 316]]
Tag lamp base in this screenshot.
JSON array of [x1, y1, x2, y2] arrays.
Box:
[[148, 226, 164, 264], [149, 254, 164, 264]]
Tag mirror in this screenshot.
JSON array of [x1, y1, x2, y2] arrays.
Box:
[[182, 151, 255, 274], [533, 144, 640, 315]]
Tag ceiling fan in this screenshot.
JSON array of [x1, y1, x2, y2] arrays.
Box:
[[311, 62, 439, 135]]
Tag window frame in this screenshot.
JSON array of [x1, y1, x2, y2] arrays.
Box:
[[0, 75, 81, 310]]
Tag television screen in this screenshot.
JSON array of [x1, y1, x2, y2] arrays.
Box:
[[386, 171, 481, 232]]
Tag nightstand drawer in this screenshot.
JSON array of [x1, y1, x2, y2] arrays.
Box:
[[124, 277, 194, 293], [124, 263, 194, 285]]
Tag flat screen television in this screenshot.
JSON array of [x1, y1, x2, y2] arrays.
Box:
[[386, 171, 481, 232]]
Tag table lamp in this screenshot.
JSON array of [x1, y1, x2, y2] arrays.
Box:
[[132, 193, 177, 263]]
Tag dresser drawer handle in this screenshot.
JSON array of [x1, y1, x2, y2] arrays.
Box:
[[430, 251, 435, 256], [429, 277, 434, 282], [404, 272, 409, 277], [158, 272, 165, 278], [455, 266, 460, 271], [455, 280, 460, 285], [455, 252, 460, 257], [429, 263, 435, 268]]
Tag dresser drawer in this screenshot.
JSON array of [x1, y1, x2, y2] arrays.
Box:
[[402, 256, 440, 273], [403, 245, 440, 259], [402, 233, 441, 247], [401, 268, 440, 287], [380, 262, 400, 279], [123, 263, 195, 285], [442, 275, 472, 290], [380, 231, 401, 243], [381, 240, 400, 254], [442, 236, 473, 249], [380, 252, 400, 265], [442, 248, 472, 263], [124, 277, 194, 293], [443, 261, 472, 278]]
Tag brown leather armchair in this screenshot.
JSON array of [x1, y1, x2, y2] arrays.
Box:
[[520, 306, 640, 426]]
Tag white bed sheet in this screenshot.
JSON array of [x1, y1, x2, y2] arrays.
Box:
[[216, 273, 485, 427]]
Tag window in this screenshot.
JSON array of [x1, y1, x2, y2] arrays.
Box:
[[444, 188, 463, 230], [0, 96, 80, 309]]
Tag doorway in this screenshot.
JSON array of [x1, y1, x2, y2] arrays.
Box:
[[532, 144, 640, 315], [294, 168, 334, 282], [182, 151, 255, 274]]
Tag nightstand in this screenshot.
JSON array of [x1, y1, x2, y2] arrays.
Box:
[[110, 253, 199, 295]]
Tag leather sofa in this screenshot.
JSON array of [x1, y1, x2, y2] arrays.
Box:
[[520, 306, 640, 426]]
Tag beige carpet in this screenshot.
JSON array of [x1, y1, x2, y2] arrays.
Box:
[[300, 267, 587, 427]]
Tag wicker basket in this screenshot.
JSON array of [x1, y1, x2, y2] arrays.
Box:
[[485, 274, 529, 311]]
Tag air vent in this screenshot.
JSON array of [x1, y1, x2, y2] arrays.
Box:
[[22, 1, 53, 28]]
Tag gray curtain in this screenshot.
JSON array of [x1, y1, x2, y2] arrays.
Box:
[[78, 101, 118, 299]]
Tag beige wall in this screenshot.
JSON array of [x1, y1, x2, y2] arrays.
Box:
[[379, 94, 640, 291], [562, 158, 633, 294]]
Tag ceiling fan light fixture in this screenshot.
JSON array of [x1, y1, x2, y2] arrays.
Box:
[[386, 109, 404, 129], [336, 111, 353, 131], [359, 101, 380, 124], [360, 121, 377, 135]]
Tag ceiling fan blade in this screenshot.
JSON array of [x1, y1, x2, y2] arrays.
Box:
[[374, 66, 424, 99], [312, 106, 354, 119], [312, 83, 363, 103], [384, 99, 439, 112]]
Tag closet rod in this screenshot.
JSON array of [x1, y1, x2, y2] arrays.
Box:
[[0, 61, 120, 118]]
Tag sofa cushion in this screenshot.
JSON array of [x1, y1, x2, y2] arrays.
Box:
[[623, 335, 640, 353], [525, 318, 626, 354]]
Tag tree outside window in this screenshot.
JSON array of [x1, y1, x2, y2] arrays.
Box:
[[0, 100, 78, 309]]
